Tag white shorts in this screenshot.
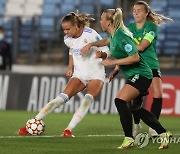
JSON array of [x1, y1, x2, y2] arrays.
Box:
[[72, 71, 105, 86]]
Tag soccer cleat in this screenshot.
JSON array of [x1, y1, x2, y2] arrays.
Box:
[[118, 137, 135, 149], [159, 132, 170, 149], [148, 127, 159, 138], [18, 126, 28, 135], [61, 129, 75, 138], [167, 131, 173, 139], [133, 124, 142, 138]]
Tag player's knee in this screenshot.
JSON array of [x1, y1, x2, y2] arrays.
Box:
[[58, 93, 69, 102], [153, 91, 162, 98]]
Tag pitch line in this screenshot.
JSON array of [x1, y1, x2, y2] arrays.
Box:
[[0, 134, 179, 139], [0, 134, 122, 139]]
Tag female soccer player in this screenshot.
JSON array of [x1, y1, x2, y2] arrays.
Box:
[[18, 12, 109, 137], [81, 0, 173, 138], [127, 1, 173, 138], [83, 8, 170, 149]]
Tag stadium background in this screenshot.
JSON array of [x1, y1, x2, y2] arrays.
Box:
[[0, 0, 179, 116]]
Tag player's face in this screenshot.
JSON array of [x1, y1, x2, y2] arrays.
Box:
[[61, 21, 78, 37], [133, 4, 148, 23], [100, 13, 110, 32]]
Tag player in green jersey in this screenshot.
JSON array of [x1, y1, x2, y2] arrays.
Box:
[[127, 1, 173, 138], [82, 8, 170, 150], [81, 0, 173, 140]]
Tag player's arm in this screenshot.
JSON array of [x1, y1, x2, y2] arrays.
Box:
[[96, 51, 108, 59], [81, 38, 110, 56], [136, 33, 152, 52], [136, 26, 157, 52], [101, 53, 139, 66], [136, 39, 151, 52], [109, 65, 119, 82], [66, 55, 73, 78]]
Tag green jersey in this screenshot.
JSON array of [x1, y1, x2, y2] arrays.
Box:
[[127, 21, 160, 70], [110, 28, 152, 79]]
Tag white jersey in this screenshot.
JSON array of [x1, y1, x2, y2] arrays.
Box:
[[64, 27, 109, 83]]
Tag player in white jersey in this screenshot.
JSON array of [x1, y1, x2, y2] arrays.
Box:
[[64, 27, 108, 84], [18, 12, 109, 137]]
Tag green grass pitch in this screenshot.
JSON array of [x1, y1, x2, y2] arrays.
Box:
[[0, 110, 179, 154]]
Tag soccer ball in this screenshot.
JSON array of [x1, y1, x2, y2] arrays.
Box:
[[26, 118, 45, 135]]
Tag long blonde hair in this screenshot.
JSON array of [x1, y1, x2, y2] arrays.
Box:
[[61, 12, 95, 28], [135, 1, 173, 25], [103, 8, 133, 38]]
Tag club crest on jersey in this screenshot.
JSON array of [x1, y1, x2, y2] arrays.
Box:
[[95, 36, 100, 41], [149, 31, 155, 37], [124, 44, 132, 53], [84, 39, 88, 44]]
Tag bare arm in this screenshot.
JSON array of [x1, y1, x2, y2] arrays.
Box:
[[96, 51, 107, 59], [109, 65, 120, 82], [65, 55, 73, 78], [81, 38, 110, 56], [136, 39, 150, 52], [101, 53, 139, 66]]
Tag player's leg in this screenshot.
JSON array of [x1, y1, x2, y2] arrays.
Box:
[[149, 76, 163, 137], [62, 79, 103, 137], [36, 77, 85, 120], [115, 84, 140, 149], [133, 108, 170, 149], [19, 78, 85, 135], [131, 96, 143, 137]]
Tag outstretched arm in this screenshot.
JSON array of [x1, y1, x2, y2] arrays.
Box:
[[101, 53, 139, 66], [81, 38, 110, 56]]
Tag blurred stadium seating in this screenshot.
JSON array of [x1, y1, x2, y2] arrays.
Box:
[[0, 0, 179, 68]]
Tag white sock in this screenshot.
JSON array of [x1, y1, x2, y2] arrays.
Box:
[[66, 94, 93, 131], [36, 93, 69, 119]]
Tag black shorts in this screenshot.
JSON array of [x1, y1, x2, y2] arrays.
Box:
[[126, 75, 152, 96], [152, 69, 161, 78]]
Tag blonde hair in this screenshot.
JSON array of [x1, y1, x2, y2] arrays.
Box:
[[61, 12, 95, 28], [103, 8, 133, 38], [135, 1, 173, 25]]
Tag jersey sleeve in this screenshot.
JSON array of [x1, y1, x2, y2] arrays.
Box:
[[63, 35, 72, 55], [64, 35, 70, 48], [143, 23, 158, 43], [91, 29, 111, 57], [123, 35, 138, 56]]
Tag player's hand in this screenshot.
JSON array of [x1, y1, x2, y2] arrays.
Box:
[[101, 59, 116, 66], [109, 69, 119, 82], [95, 50, 102, 58], [65, 69, 73, 78], [81, 43, 92, 56]]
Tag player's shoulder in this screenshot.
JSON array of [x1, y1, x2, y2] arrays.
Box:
[[83, 27, 94, 33], [64, 35, 69, 41]]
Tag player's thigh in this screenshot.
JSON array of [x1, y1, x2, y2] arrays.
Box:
[[86, 79, 104, 98], [151, 77, 163, 98], [116, 84, 140, 102], [63, 77, 86, 98]]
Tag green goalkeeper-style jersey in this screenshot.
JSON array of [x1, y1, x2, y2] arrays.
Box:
[[109, 28, 152, 79], [127, 21, 160, 70]]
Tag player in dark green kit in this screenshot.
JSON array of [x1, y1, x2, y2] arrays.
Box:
[[82, 8, 170, 150], [127, 1, 173, 138]]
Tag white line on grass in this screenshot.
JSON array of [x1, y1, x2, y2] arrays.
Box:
[[0, 134, 180, 139], [0, 134, 123, 139]]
